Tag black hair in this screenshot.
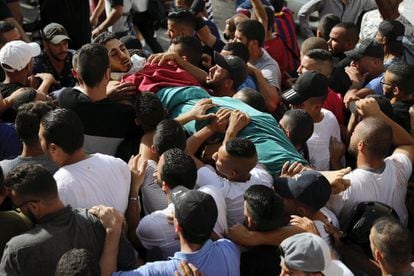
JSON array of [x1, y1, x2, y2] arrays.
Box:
[[244, 185, 285, 231], [135, 92, 165, 132], [236, 20, 265, 47], [387, 63, 414, 94], [235, 88, 266, 112], [16, 102, 54, 147], [270, 0, 284, 13], [11, 87, 38, 110], [55, 248, 100, 276], [161, 148, 197, 190], [223, 42, 249, 63], [170, 36, 202, 66], [119, 35, 142, 50], [153, 119, 187, 155], [5, 164, 58, 200], [92, 31, 117, 45], [333, 22, 359, 46], [77, 43, 109, 87], [318, 14, 340, 40], [0, 21, 16, 46], [281, 109, 314, 148], [167, 9, 196, 30], [372, 216, 413, 270], [40, 108, 84, 154], [225, 138, 257, 159], [305, 48, 333, 62]]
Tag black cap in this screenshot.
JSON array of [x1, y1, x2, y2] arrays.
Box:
[[42, 23, 70, 44], [281, 71, 329, 105], [171, 186, 218, 239], [378, 20, 405, 42], [274, 170, 331, 211], [345, 39, 384, 60], [214, 52, 248, 89]]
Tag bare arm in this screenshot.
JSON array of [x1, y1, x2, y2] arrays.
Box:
[[90, 0, 106, 28], [223, 110, 251, 143], [174, 98, 217, 126], [250, 0, 268, 38], [297, 0, 322, 38], [92, 5, 123, 38], [4, 17, 29, 42]]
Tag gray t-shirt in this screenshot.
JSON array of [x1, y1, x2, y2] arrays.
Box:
[[0, 155, 58, 177], [252, 50, 281, 90]]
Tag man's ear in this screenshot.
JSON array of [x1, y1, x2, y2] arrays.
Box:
[[150, 145, 157, 154], [135, 118, 141, 126]]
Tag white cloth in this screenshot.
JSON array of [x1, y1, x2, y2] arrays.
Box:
[[327, 153, 412, 226], [314, 207, 340, 249], [359, 9, 414, 44], [307, 108, 341, 171], [196, 164, 273, 226], [55, 153, 131, 213], [137, 187, 228, 259]]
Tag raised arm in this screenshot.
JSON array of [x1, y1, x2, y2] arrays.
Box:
[[297, 0, 323, 38]]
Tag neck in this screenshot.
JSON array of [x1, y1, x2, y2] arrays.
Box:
[[84, 82, 108, 102], [4, 73, 27, 86], [61, 149, 88, 166], [21, 144, 44, 157], [249, 48, 263, 63], [46, 52, 65, 73], [381, 262, 413, 276], [37, 199, 66, 220], [356, 154, 385, 170], [231, 172, 251, 182], [312, 110, 324, 123], [179, 236, 203, 253]]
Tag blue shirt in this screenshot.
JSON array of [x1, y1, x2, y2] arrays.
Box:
[[113, 239, 241, 276], [364, 73, 384, 95], [238, 75, 258, 91]]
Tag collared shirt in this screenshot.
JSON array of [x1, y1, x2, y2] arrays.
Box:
[[0, 206, 137, 276], [32, 50, 76, 91], [113, 239, 240, 276]]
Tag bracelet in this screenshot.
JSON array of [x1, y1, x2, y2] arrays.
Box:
[[129, 196, 139, 201]]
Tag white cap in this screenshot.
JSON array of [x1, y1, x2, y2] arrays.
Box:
[[0, 40, 40, 72]]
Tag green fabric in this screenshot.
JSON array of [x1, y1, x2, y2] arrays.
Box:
[[0, 211, 33, 256], [157, 86, 307, 175]]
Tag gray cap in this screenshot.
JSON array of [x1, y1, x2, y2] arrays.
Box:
[[42, 23, 70, 44], [280, 233, 343, 275]]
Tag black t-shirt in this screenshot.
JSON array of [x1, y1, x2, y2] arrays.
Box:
[[0, 0, 12, 19], [392, 100, 413, 133], [240, 245, 281, 276], [39, 0, 91, 49], [58, 87, 139, 140], [0, 82, 23, 122]]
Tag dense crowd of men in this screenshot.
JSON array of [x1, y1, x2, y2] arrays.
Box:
[[0, 0, 414, 275]]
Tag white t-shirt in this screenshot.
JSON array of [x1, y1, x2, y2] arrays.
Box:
[[307, 108, 341, 171], [137, 187, 228, 259], [314, 207, 340, 249], [327, 153, 412, 226], [55, 153, 131, 213], [196, 164, 273, 227]]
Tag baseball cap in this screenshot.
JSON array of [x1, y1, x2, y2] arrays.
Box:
[[0, 40, 40, 72], [274, 170, 331, 211], [345, 39, 384, 60], [378, 20, 405, 42], [280, 233, 343, 275], [281, 71, 329, 105], [214, 52, 248, 88], [42, 23, 70, 44], [171, 186, 218, 240]]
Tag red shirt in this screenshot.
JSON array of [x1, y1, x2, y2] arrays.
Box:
[[323, 87, 345, 125], [264, 36, 289, 89]]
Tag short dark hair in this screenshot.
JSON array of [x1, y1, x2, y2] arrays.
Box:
[[281, 109, 314, 147], [387, 64, 414, 94], [225, 138, 257, 159], [11, 87, 38, 109], [372, 216, 413, 270], [0, 21, 16, 46], [153, 119, 187, 155], [135, 92, 165, 132], [77, 43, 109, 87], [167, 9, 196, 30], [235, 88, 266, 112], [236, 20, 265, 47], [92, 31, 117, 45], [16, 102, 54, 147], [318, 14, 340, 40], [55, 248, 100, 276], [161, 148, 197, 190], [5, 164, 58, 200], [41, 108, 84, 154], [358, 117, 392, 159], [305, 48, 333, 62], [244, 185, 285, 231], [270, 0, 284, 13], [333, 22, 359, 46], [223, 42, 249, 63], [171, 36, 202, 66]]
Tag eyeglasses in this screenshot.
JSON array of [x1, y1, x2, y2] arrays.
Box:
[[380, 77, 394, 87]]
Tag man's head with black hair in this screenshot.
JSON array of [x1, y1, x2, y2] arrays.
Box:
[[157, 148, 197, 192], [212, 138, 258, 181], [317, 14, 340, 41], [55, 248, 100, 276], [16, 101, 54, 148], [169, 36, 202, 66], [244, 185, 285, 231], [233, 88, 267, 112], [235, 20, 265, 48], [382, 64, 414, 100], [328, 22, 359, 55], [221, 42, 249, 63], [39, 108, 84, 166], [135, 92, 165, 132], [279, 109, 314, 150], [77, 43, 109, 87], [0, 21, 20, 47], [153, 119, 187, 156], [167, 10, 196, 40], [299, 49, 333, 77]]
